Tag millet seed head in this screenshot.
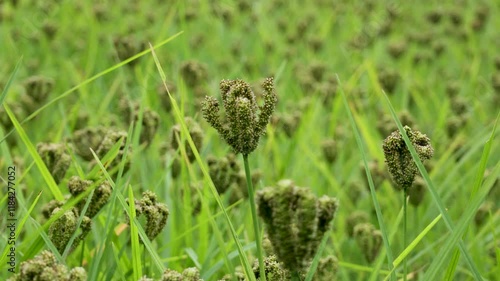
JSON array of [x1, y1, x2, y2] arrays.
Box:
[[382, 126, 434, 189], [202, 77, 277, 155]]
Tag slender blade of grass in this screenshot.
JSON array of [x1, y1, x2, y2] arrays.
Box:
[[444, 112, 499, 280], [127, 185, 142, 281], [304, 231, 330, 281], [381, 91, 486, 280], [0, 33, 183, 145], [4, 104, 64, 201], [0, 57, 22, 108], [90, 148, 166, 273], [382, 214, 443, 281], [423, 160, 500, 280], [0, 191, 42, 265], [337, 75, 395, 281], [150, 44, 256, 281]]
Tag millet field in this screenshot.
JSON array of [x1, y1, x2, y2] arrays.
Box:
[[0, 0, 499, 280]]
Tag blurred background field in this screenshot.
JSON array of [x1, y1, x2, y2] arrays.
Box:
[[0, 0, 499, 280]]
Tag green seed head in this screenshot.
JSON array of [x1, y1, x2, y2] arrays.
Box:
[[314, 255, 339, 281], [353, 223, 383, 263], [20, 76, 54, 114], [129, 191, 169, 241], [346, 211, 370, 237], [252, 255, 288, 281], [321, 139, 338, 164], [256, 180, 339, 273], [48, 208, 92, 254], [8, 250, 87, 281], [71, 126, 108, 161], [383, 126, 434, 189], [179, 60, 208, 88], [37, 142, 71, 184], [68, 176, 112, 218], [202, 77, 277, 155]]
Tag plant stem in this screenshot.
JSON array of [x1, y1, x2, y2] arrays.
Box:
[[243, 154, 266, 281], [403, 187, 408, 281]]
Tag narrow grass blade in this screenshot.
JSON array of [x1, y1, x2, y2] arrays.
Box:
[[423, 161, 500, 280], [88, 122, 135, 281], [62, 189, 95, 259], [0, 57, 22, 107], [0, 33, 182, 145], [382, 214, 443, 281], [150, 44, 255, 281], [337, 75, 395, 280], [304, 231, 330, 281], [90, 148, 166, 273], [127, 185, 143, 281], [444, 112, 499, 280], [0, 191, 42, 265], [4, 104, 64, 201], [381, 91, 487, 280]]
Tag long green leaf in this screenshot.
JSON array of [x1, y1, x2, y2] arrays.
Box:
[[382, 214, 443, 281], [128, 185, 142, 280], [0, 33, 183, 145], [4, 104, 64, 201], [424, 160, 500, 280], [0, 57, 22, 108], [381, 91, 486, 280], [444, 112, 499, 280], [0, 191, 42, 265], [150, 44, 255, 281], [337, 75, 395, 281], [90, 148, 166, 273]]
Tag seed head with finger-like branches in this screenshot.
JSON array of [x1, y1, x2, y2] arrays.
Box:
[[202, 77, 278, 155]]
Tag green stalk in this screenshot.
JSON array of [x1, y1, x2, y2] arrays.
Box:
[[403, 187, 407, 281], [243, 154, 266, 281]]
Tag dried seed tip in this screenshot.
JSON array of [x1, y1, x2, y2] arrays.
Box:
[[256, 180, 338, 273], [170, 117, 204, 162], [8, 250, 87, 281], [353, 223, 383, 263], [68, 176, 112, 218], [48, 208, 92, 254], [202, 77, 277, 155], [129, 191, 169, 241], [37, 142, 71, 184], [382, 126, 434, 189]]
